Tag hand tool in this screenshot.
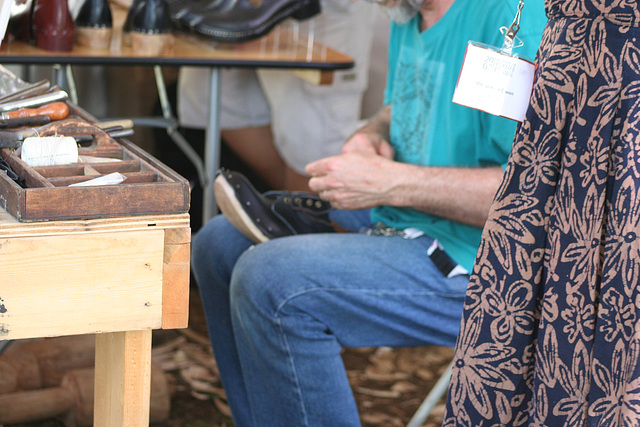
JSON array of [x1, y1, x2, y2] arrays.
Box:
[[0, 80, 50, 104], [0, 120, 136, 149], [74, 128, 135, 145], [0, 115, 51, 129], [0, 102, 69, 121], [0, 89, 69, 112]]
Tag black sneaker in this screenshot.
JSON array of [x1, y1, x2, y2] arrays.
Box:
[[213, 168, 336, 243]]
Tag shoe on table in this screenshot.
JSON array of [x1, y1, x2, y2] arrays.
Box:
[[167, 0, 227, 30], [214, 168, 336, 244], [75, 0, 113, 49], [185, 0, 321, 43], [123, 0, 173, 55]]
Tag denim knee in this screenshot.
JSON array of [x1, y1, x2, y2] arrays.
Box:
[[191, 214, 254, 290], [229, 238, 306, 320], [191, 215, 226, 278]]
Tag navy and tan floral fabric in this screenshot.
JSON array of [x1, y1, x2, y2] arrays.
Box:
[[443, 0, 640, 425]]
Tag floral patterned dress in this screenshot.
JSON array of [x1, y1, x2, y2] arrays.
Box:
[[443, 0, 640, 425]]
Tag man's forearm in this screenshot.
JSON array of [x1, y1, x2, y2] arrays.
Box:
[[307, 150, 504, 228], [386, 163, 504, 228], [360, 104, 391, 139]]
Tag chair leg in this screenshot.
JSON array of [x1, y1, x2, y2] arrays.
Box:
[[406, 359, 453, 427]]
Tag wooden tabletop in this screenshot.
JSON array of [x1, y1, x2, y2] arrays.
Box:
[[0, 4, 355, 70]]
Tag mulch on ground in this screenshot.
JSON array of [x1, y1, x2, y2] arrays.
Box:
[[3, 289, 453, 427]]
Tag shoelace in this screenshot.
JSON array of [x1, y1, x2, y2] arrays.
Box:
[[281, 194, 328, 211]]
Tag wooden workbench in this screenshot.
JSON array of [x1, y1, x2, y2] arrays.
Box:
[[0, 208, 190, 426]]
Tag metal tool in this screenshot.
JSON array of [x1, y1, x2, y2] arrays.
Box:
[[74, 128, 135, 145], [0, 80, 51, 104], [0, 89, 69, 113], [0, 115, 51, 129], [0, 121, 136, 149]]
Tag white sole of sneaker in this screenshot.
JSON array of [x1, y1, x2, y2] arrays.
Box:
[[214, 174, 270, 244]]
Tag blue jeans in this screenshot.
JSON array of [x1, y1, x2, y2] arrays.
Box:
[[191, 209, 469, 427]]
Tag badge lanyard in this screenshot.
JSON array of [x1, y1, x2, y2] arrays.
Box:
[[452, 0, 536, 123]]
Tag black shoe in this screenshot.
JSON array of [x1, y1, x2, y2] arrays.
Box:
[[167, 0, 228, 30], [186, 0, 321, 43], [214, 168, 335, 243], [75, 0, 112, 29], [123, 0, 172, 34], [74, 0, 113, 48]]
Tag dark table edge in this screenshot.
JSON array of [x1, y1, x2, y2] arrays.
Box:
[[0, 55, 355, 70]]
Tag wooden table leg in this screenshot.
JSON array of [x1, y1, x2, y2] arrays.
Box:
[[94, 330, 152, 427]]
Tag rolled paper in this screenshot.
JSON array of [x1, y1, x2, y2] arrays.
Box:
[[21, 136, 78, 167]]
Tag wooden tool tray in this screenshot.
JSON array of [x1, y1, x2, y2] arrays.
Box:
[[0, 105, 190, 222]]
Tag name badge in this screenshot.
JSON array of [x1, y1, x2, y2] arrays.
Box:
[[452, 42, 536, 122]]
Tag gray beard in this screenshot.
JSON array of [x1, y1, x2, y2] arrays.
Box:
[[365, 0, 423, 24]]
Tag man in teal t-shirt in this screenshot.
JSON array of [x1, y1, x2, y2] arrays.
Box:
[[191, 0, 547, 425], [367, 0, 544, 273]]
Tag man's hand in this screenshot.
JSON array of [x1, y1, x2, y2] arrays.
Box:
[[341, 104, 394, 158], [306, 151, 399, 210], [341, 131, 395, 159]]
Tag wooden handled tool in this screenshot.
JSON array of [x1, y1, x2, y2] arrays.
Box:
[[0, 118, 136, 149], [0, 88, 68, 113], [0, 102, 70, 121]]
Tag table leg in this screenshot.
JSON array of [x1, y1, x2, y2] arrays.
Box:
[[51, 64, 78, 104], [203, 67, 222, 223], [93, 330, 153, 427], [153, 65, 207, 187]]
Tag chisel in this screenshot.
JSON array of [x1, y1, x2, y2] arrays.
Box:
[[0, 89, 69, 112], [0, 102, 69, 121]]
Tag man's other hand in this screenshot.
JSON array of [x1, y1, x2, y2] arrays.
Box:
[[306, 151, 400, 210], [342, 131, 395, 159]]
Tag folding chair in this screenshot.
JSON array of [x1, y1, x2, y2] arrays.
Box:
[[406, 359, 453, 427]]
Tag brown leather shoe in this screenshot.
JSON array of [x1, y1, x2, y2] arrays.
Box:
[[33, 0, 75, 51]]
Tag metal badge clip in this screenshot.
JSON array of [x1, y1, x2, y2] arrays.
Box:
[[501, 0, 525, 54]]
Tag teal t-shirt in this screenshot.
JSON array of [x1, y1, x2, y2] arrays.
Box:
[[371, 0, 547, 272]]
